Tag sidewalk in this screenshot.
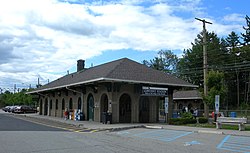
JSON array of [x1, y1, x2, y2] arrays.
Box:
[[14, 113, 250, 136]]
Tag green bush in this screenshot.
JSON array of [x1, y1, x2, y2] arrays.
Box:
[[181, 112, 193, 119], [169, 118, 197, 125], [198, 117, 208, 123]]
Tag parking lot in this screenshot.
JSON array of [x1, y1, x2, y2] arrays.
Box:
[[113, 128, 250, 153], [1, 109, 250, 153]]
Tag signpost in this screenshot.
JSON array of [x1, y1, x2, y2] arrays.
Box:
[[165, 97, 169, 123], [215, 95, 220, 122], [215, 95, 220, 114], [165, 97, 168, 114]]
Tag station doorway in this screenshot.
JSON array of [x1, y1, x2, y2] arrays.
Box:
[[100, 94, 108, 122], [119, 94, 131, 123], [44, 98, 48, 115], [87, 94, 94, 121], [139, 97, 150, 123]]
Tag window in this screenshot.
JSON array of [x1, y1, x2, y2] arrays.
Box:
[[56, 99, 58, 110], [50, 100, 52, 109], [62, 99, 65, 110], [69, 98, 73, 110]]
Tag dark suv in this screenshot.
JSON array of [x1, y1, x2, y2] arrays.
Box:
[[14, 105, 37, 114]]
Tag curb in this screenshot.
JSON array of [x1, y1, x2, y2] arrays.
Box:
[[144, 125, 163, 129], [110, 125, 144, 132], [197, 130, 223, 135]]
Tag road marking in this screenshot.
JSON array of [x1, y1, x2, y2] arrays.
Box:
[[118, 129, 192, 142], [217, 135, 250, 153], [185, 141, 201, 146]]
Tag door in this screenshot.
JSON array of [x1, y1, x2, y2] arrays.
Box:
[[139, 97, 149, 123], [44, 99, 48, 115], [119, 94, 131, 123], [88, 95, 94, 121], [100, 94, 108, 122]]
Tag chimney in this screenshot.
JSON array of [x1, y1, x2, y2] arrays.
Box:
[[77, 59, 85, 72]]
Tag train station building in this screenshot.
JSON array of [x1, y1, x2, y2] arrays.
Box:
[[28, 58, 197, 123]]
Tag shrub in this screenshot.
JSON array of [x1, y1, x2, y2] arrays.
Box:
[[181, 112, 193, 119], [198, 117, 208, 123], [169, 118, 197, 125]]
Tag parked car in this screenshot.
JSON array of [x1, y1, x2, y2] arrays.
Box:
[[14, 105, 38, 114], [8, 106, 18, 113], [2, 106, 10, 112]]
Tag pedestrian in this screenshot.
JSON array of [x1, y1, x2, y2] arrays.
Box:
[[190, 108, 194, 114], [64, 107, 69, 120], [194, 108, 198, 119], [182, 107, 186, 113]]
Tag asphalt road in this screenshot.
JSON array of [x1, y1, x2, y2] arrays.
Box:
[[0, 113, 65, 131], [0, 112, 249, 153]]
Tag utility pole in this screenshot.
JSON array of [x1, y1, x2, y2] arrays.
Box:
[[195, 18, 212, 118], [14, 84, 16, 94]]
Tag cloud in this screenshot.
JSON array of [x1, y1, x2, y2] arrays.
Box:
[[0, 0, 245, 89], [223, 13, 245, 23]]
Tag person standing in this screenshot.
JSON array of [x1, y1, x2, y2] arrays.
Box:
[[64, 107, 69, 120], [194, 108, 198, 119]]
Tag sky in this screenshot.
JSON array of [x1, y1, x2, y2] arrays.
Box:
[[0, 0, 249, 92]]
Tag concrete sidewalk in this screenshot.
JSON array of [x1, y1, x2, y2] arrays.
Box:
[[12, 113, 250, 137]]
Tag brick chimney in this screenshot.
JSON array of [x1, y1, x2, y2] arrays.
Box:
[[77, 59, 85, 72]]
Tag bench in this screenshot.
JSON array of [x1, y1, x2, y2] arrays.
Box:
[[216, 117, 247, 131]]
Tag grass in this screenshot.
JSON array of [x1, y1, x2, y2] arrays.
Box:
[[186, 123, 250, 131]]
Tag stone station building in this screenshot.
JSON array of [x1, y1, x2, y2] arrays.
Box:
[[28, 58, 197, 123]]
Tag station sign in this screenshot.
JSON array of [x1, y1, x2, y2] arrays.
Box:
[[165, 97, 169, 114], [141, 86, 168, 96], [215, 95, 220, 114]]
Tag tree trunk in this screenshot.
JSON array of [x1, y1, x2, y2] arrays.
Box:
[[204, 103, 209, 118]]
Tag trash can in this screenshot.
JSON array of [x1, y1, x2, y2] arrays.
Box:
[[230, 112, 236, 118], [79, 112, 85, 121], [106, 112, 112, 124], [172, 112, 178, 118]]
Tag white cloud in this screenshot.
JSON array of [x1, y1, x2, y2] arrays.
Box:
[[0, 0, 246, 89], [223, 13, 245, 23]]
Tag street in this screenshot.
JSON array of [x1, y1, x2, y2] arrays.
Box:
[[0, 112, 249, 153]]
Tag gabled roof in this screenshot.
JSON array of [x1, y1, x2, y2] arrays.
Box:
[[173, 90, 202, 100], [28, 58, 197, 93]]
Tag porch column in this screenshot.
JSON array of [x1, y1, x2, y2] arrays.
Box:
[[167, 88, 173, 123]]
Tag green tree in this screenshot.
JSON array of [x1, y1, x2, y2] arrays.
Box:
[[143, 50, 179, 74], [242, 15, 250, 45], [203, 71, 226, 107], [177, 32, 227, 85], [226, 31, 240, 53], [0, 89, 33, 106]]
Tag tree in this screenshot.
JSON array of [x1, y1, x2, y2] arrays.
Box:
[[226, 31, 240, 53], [203, 71, 226, 107], [177, 32, 227, 86], [142, 50, 179, 74], [0, 90, 33, 106], [242, 15, 250, 45]]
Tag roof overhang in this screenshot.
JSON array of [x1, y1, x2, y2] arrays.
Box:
[[173, 97, 202, 100], [27, 77, 198, 94]]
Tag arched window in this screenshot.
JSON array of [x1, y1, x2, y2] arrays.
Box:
[[69, 98, 73, 110], [50, 100, 52, 109], [78, 97, 81, 110], [56, 99, 58, 110], [178, 104, 183, 110], [62, 98, 65, 110]]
